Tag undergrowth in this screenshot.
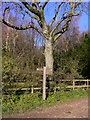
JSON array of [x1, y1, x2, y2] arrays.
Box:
[[2, 89, 88, 116]]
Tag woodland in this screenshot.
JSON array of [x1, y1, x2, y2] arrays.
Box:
[[1, 1, 89, 115]]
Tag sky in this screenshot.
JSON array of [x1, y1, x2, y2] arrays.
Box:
[[78, 12, 88, 33], [43, 2, 88, 33], [2, 2, 88, 33]]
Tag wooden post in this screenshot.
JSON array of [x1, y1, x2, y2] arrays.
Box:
[[31, 85, 34, 94], [85, 80, 86, 86], [73, 79, 75, 90], [43, 67, 46, 100], [87, 79, 88, 90], [54, 86, 56, 94]]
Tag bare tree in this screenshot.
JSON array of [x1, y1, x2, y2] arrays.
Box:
[[1, 1, 86, 75]]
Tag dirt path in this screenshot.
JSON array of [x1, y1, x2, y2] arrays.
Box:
[[5, 97, 88, 118]]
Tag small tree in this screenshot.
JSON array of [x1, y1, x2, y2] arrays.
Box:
[[1, 1, 86, 75]]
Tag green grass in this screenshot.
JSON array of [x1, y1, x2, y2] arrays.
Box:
[[2, 89, 88, 116]]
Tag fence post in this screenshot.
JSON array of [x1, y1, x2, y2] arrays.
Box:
[[31, 85, 34, 94], [73, 79, 75, 90], [87, 79, 88, 90], [54, 86, 56, 94], [85, 80, 86, 86], [43, 67, 46, 100]]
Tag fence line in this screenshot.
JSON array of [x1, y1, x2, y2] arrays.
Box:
[[2, 79, 90, 94]]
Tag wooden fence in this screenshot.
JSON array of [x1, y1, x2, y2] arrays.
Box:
[[2, 79, 90, 94], [30, 79, 90, 94], [54, 79, 90, 92]]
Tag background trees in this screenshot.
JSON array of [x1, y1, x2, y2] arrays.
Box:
[[2, 21, 89, 86], [2, 1, 86, 75], [1, 1, 89, 95], [54, 33, 89, 79]]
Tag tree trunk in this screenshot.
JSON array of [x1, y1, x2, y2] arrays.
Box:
[[45, 37, 53, 75]]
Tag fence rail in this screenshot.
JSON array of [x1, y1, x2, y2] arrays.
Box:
[[2, 79, 90, 94]]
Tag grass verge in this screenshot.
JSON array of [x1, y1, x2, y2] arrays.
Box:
[[2, 89, 88, 116]]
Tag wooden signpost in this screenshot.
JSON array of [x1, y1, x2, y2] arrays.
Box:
[[43, 67, 46, 100], [37, 66, 46, 100]]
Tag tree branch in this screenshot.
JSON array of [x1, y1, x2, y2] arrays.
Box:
[[74, 2, 81, 8], [73, 7, 83, 16], [52, 2, 83, 43], [50, 14, 69, 36], [21, 2, 41, 18], [53, 17, 72, 42], [14, 2, 42, 29], [49, 2, 64, 27], [13, 2, 34, 18], [42, 0, 49, 10], [2, 7, 43, 37], [73, 3, 85, 16], [50, 2, 81, 32], [52, 2, 75, 43], [37, 2, 42, 10]]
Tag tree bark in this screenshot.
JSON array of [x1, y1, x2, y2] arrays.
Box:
[[45, 37, 53, 75]]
